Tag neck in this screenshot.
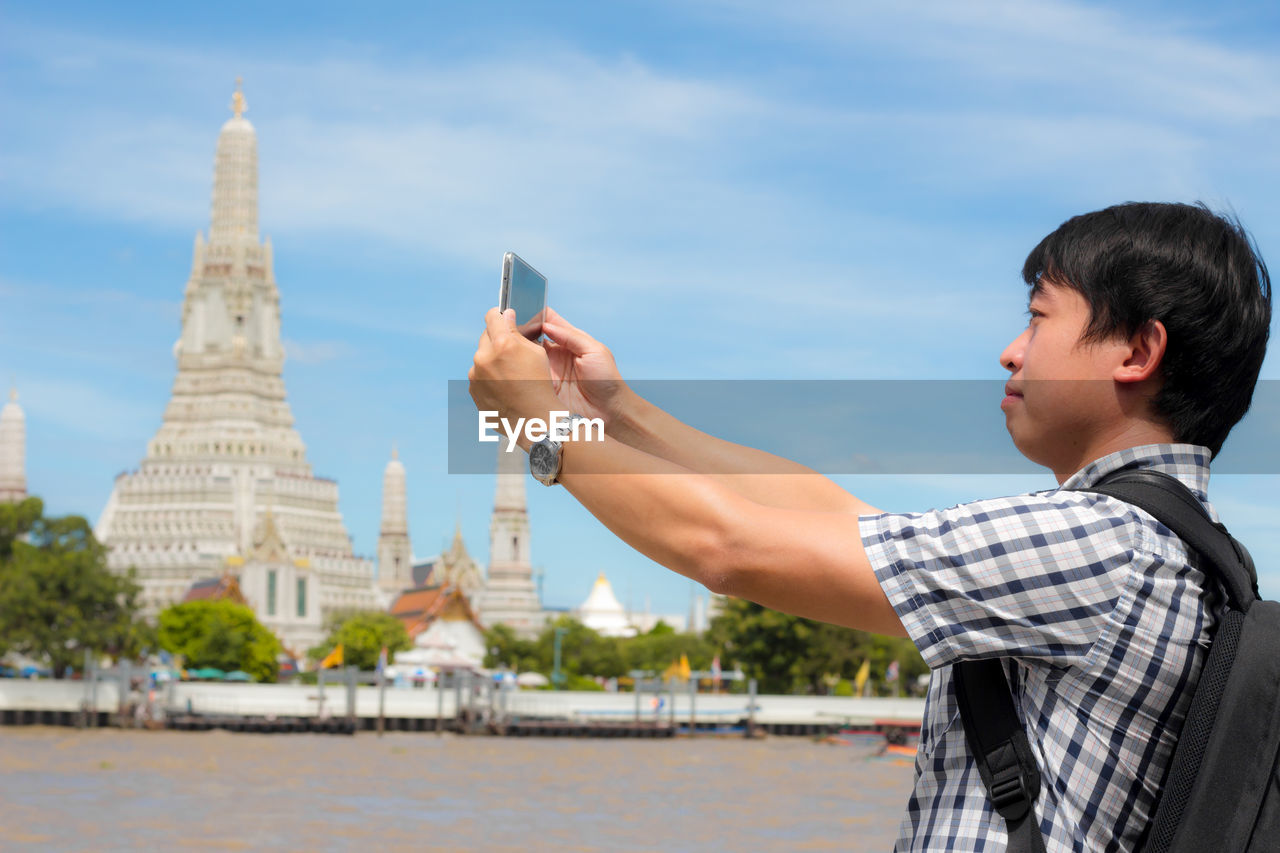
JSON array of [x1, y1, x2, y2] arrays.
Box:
[[1051, 419, 1176, 484]]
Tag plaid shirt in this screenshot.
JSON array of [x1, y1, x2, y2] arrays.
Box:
[[861, 444, 1218, 852]]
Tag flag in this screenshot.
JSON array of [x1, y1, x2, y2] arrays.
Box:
[[710, 655, 722, 684], [886, 660, 900, 683], [320, 644, 344, 669], [678, 654, 692, 681], [854, 659, 871, 696], [377, 646, 388, 676]]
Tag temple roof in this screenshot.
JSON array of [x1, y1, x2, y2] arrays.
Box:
[[390, 583, 485, 638], [182, 572, 247, 606]]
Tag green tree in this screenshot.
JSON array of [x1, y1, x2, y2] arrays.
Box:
[[158, 600, 282, 682], [623, 623, 715, 674], [534, 616, 627, 680], [0, 497, 152, 675], [707, 597, 926, 694], [483, 623, 541, 672], [309, 610, 411, 671]]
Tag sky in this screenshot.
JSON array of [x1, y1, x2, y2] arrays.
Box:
[[2, 0, 1279, 615]]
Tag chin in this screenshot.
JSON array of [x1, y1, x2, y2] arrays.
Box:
[[1005, 426, 1049, 470]]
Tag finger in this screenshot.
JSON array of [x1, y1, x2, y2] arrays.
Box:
[[542, 310, 600, 356]]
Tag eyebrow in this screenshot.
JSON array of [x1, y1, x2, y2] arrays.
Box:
[[1029, 280, 1044, 306]]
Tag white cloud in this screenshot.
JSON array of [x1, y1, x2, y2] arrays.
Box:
[[281, 338, 352, 365], [690, 0, 1280, 123]]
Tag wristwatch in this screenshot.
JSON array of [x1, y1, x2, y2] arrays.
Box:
[[529, 414, 588, 486]]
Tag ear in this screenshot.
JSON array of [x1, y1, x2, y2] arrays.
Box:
[[1114, 319, 1167, 384]]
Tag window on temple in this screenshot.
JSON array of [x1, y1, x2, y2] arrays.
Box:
[[297, 578, 306, 618], [267, 569, 277, 616]]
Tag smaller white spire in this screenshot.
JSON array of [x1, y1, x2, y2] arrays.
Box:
[[0, 382, 27, 504]]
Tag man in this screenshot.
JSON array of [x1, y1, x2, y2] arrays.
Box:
[[470, 202, 1272, 850]]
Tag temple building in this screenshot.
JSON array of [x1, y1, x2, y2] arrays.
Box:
[[0, 387, 25, 504], [389, 584, 487, 671], [473, 449, 544, 637], [376, 446, 413, 594], [412, 524, 485, 603], [576, 572, 637, 638], [94, 82, 381, 650]]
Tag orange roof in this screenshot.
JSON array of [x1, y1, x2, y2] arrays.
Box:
[[390, 584, 485, 639], [181, 572, 246, 605]]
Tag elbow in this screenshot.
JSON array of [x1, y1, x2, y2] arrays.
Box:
[[686, 513, 748, 597], [665, 478, 759, 597]]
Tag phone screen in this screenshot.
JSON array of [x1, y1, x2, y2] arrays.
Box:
[[501, 253, 548, 340]]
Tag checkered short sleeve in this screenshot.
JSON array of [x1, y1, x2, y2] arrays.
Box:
[[860, 491, 1144, 670]]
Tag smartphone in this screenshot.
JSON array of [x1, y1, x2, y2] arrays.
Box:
[[499, 252, 548, 341]]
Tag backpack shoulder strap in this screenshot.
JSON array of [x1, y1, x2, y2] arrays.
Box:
[[1079, 468, 1258, 609], [953, 658, 1047, 853], [952, 465, 1253, 853]]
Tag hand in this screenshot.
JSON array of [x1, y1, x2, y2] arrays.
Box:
[[541, 307, 633, 428], [469, 308, 561, 431]]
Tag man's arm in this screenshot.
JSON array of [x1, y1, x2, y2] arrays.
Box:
[[609, 389, 882, 514], [469, 308, 902, 636], [542, 308, 878, 514], [555, 434, 905, 636]]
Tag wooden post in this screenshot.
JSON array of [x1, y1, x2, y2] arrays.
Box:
[[345, 665, 357, 729], [436, 669, 445, 736], [376, 663, 387, 737], [689, 675, 697, 735]]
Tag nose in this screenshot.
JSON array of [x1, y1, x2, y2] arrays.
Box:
[[1000, 328, 1028, 373]]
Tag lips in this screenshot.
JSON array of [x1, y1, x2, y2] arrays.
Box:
[[1004, 382, 1023, 399]]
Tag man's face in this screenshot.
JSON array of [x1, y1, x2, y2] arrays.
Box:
[[999, 280, 1131, 473]]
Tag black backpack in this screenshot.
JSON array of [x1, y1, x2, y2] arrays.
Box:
[[953, 468, 1280, 852]]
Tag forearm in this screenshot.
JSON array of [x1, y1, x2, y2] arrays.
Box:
[[608, 389, 881, 514], [556, 435, 903, 637]]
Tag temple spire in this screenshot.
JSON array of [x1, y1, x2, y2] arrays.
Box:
[[0, 382, 27, 504], [231, 77, 247, 118], [377, 445, 412, 592], [210, 78, 258, 243]]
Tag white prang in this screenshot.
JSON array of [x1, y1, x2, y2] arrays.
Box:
[[576, 572, 637, 638], [474, 448, 545, 638], [94, 82, 380, 652], [377, 445, 413, 593], [0, 386, 26, 504]]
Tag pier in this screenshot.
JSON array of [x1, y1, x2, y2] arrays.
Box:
[[0, 669, 924, 740]]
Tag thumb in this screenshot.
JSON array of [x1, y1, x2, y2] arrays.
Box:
[[543, 307, 601, 356]]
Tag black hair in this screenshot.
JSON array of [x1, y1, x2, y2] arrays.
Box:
[[1022, 202, 1272, 457]]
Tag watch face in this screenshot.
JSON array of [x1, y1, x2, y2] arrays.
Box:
[[530, 440, 558, 483]]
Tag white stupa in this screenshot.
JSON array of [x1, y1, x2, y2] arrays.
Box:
[[94, 81, 380, 647], [577, 572, 637, 638], [0, 386, 26, 504]]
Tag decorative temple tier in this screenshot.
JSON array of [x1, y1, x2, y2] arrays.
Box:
[[95, 82, 381, 653]]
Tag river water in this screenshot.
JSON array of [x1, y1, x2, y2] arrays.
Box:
[[0, 728, 914, 851]]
